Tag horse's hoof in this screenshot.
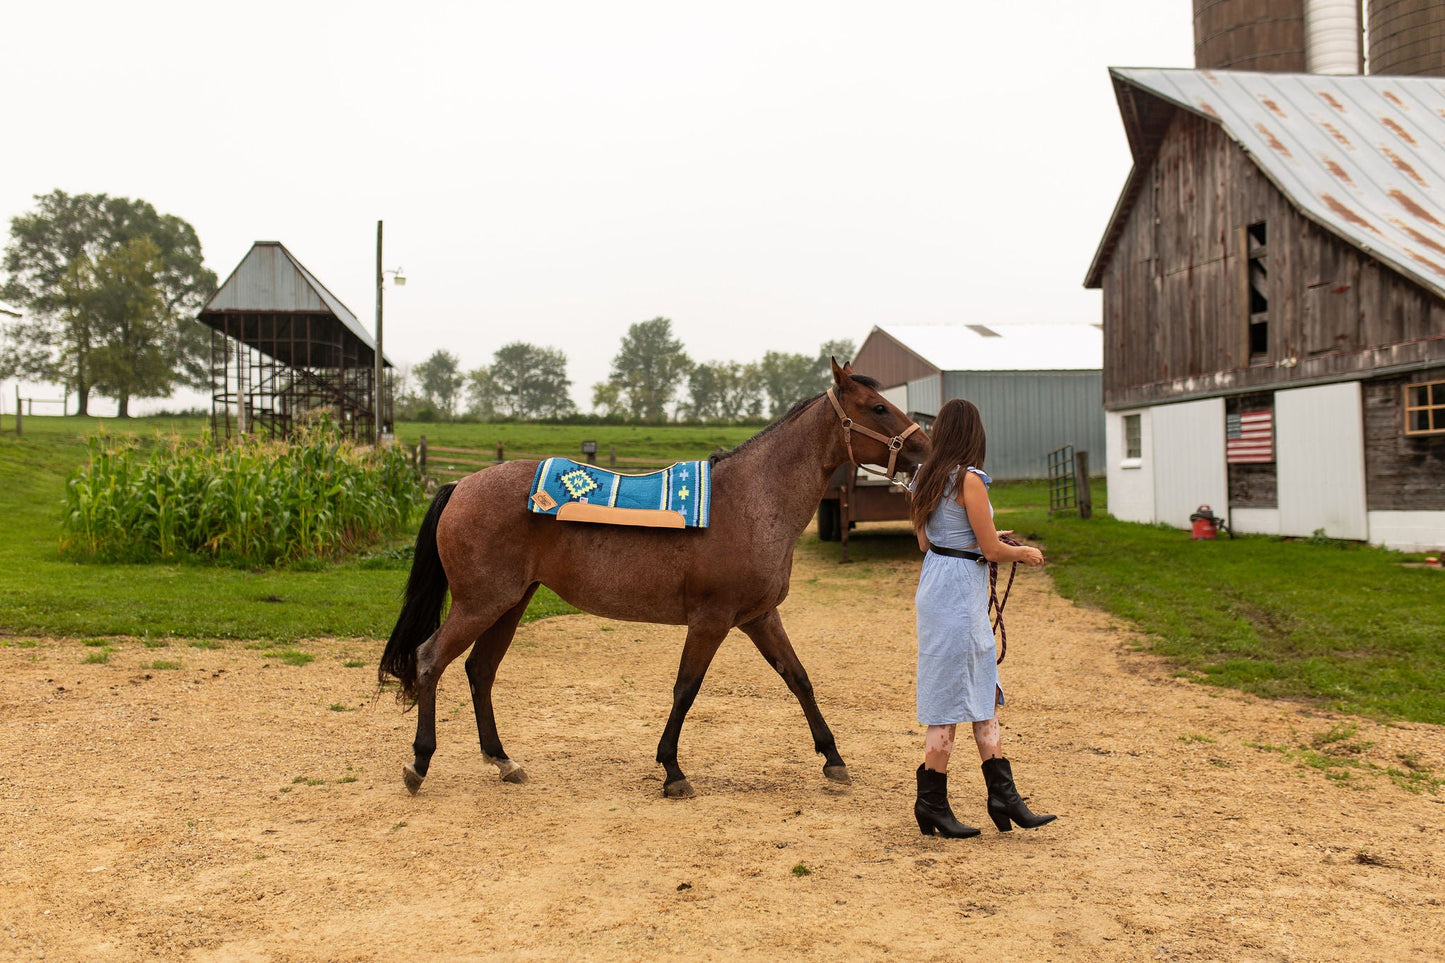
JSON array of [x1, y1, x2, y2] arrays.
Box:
[[402, 764, 424, 796], [823, 763, 852, 785], [663, 778, 695, 799], [499, 760, 529, 784]]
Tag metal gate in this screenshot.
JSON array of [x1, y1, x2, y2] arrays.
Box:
[[1048, 444, 1076, 514]]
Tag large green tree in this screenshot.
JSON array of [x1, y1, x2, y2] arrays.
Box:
[[412, 349, 464, 419], [483, 342, 576, 420], [605, 317, 692, 422], [683, 360, 762, 422], [1, 190, 217, 416]]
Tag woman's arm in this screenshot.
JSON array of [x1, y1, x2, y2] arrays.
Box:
[[959, 472, 1043, 566]]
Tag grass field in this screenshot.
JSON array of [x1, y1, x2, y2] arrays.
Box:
[[2, 414, 1441, 725]]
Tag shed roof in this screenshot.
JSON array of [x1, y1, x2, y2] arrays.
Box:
[[1085, 68, 1445, 300], [869, 323, 1102, 372], [200, 241, 389, 365]]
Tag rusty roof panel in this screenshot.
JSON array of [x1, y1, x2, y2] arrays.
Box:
[[1087, 68, 1445, 301]]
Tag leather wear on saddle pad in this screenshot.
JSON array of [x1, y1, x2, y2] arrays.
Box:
[[528, 458, 711, 529]]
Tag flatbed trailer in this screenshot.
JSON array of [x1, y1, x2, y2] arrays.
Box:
[[815, 464, 912, 562]]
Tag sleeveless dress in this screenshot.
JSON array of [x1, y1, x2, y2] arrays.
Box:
[[914, 466, 1004, 725]]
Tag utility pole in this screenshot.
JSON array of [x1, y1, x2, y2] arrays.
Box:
[[374, 220, 384, 446]]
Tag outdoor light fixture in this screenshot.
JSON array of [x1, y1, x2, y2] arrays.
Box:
[[392, 269, 407, 287]]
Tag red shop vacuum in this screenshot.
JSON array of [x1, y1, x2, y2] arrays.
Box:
[[1189, 505, 1231, 540]]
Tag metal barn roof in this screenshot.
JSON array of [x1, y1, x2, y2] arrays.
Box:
[[201, 241, 387, 362], [871, 323, 1103, 372], [1086, 68, 1445, 299]]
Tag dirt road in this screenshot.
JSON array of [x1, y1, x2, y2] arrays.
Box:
[[2, 526, 1442, 960]]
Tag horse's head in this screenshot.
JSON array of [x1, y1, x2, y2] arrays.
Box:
[[827, 358, 930, 479]]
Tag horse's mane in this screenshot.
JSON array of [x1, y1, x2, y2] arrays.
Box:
[[709, 374, 882, 466]]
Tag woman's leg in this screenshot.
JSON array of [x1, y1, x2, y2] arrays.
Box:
[[972, 714, 1001, 762], [923, 724, 956, 772]]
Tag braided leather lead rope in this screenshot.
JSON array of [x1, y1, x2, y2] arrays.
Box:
[[988, 535, 1024, 665]]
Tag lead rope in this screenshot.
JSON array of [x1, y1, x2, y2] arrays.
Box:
[[988, 535, 1023, 665]]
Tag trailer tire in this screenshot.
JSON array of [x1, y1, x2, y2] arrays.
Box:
[[816, 500, 841, 541]]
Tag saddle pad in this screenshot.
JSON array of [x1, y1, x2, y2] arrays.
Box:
[[527, 458, 711, 528]]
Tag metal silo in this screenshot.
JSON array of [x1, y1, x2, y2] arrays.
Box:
[[1194, 0, 1307, 71], [1305, 0, 1364, 73], [1368, 0, 1445, 76]]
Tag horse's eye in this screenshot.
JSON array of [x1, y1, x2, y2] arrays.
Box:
[[872, 404, 887, 415]]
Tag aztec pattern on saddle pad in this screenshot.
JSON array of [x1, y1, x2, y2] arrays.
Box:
[[527, 458, 712, 528]]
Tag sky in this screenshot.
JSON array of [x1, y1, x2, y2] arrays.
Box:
[[1, 0, 1194, 416]]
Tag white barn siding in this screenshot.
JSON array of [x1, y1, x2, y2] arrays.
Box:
[[1366, 512, 1445, 552], [906, 375, 941, 417], [1151, 398, 1228, 530], [1106, 409, 1155, 523], [880, 384, 907, 410], [1276, 382, 1368, 540]]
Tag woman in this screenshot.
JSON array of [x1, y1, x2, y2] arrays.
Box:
[[909, 398, 1055, 838]]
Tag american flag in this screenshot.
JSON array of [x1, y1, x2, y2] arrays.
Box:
[[1226, 409, 1274, 463]]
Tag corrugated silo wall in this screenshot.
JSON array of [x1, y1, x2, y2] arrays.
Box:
[[941, 371, 1105, 481], [1368, 0, 1445, 76], [1194, 0, 1307, 71]]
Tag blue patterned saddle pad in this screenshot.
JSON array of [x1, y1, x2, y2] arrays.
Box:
[[527, 458, 711, 528]]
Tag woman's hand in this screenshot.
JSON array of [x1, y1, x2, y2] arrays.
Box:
[[1018, 545, 1044, 566]]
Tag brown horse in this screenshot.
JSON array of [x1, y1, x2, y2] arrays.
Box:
[[378, 361, 929, 797]]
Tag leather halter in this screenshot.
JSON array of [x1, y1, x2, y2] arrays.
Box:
[[825, 386, 923, 482]]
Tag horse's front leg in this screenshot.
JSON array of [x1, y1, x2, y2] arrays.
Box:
[[739, 608, 850, 785], [656, 619, 730, 798]]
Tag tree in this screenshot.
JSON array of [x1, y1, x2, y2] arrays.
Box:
[[756, 350, 817, 418], [411, 350, 464, 419], [684, 360, 762, 422], [487, 342, 576, 419], [465, 365, 500, 421], [591, 381, 624, 419], [814, 338, 857, 377], [606, 317, 692, 421], [1, 190, 217, 415]]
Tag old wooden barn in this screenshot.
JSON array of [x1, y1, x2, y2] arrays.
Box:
[[1085, 68, 1445, 550], [852, 323, 1104, 480]]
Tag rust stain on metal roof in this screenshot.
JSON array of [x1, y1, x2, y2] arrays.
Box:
[[1322, 193, 1381, 234], [1392, 220, 1445, 258], [1405, 249, 1445, 278], [1320, 121, 1352, 148], [1255, 123, 1292, 157], [1199, 101, 1219, 118], [1202, 69, 1218, 84], [1381, 117, 1418, 145], [1381, 146, 1428, 187], [1323, 157, 1353, 184], [1262, 98, 1287, 118], [1319, 92, 1346, 111], [1383, 91, 1405, 108], [1388, 188, 1445, 228]]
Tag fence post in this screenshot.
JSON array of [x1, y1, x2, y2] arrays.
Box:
[[495, 442, 504, 464], [609, 445, 616, 468], [1074, 450, 1092, 519], [418, 435, 427, 477], [14, 386, 21, 437]]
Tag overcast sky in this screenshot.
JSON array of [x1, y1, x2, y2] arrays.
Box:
[[2, 0, 1193, 416]]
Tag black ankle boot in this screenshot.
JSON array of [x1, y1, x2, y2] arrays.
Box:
[[914, 764, 981, 838], [981, 757, 1056, 831]]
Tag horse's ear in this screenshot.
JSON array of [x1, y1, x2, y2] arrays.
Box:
[[830, 357, 854, 387]]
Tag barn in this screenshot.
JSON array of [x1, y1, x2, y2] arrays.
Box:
[[1085, 68, 1445, 551], [851, 323, 1105, 480]]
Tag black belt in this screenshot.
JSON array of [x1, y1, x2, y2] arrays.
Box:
[[928, 544, 985, 562]]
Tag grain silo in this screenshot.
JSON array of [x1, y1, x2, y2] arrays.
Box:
[[1193, 0, 1307, 71], [1368, 0, 1445, 76]]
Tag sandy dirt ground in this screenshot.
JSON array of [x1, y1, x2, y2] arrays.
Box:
[[2, 523, 1443, 962]]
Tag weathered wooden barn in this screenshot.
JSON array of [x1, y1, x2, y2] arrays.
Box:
[[1085, 68, 1445, 550], [199, 242, 391, 443], [852, 323, 1104, 480]]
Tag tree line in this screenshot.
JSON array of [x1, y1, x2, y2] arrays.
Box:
[[401, 317, 854, 424], [3, 192, 854, 424]]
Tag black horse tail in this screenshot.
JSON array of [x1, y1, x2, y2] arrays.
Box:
[[379, 482, 457, 702]]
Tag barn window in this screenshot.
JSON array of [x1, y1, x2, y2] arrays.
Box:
[[1123, 413, 1142, 464], [1404, 379, 1445, 435], [1246, 222, 1269, 364]]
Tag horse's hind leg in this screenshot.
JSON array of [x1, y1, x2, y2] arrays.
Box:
[[404, 602, 510, 795], [656, 619, 730, 798], [739, 608, 850, 785], [464, 585, 538, 785]]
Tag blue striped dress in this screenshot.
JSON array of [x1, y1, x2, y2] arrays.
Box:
[[914, 466, 1004, 725]]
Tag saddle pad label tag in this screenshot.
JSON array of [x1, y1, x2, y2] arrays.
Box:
[[530, 490, 558, 511]]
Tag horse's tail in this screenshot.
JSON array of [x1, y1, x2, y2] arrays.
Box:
[[379, 482, 457, 702]]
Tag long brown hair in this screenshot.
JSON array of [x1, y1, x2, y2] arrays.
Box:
[[909, 398, 987, 533]]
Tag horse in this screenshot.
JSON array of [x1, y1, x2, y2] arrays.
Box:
[[378, 360, 929, 798]]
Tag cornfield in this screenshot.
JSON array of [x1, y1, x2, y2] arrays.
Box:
[[61, 422, 425, 566]]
